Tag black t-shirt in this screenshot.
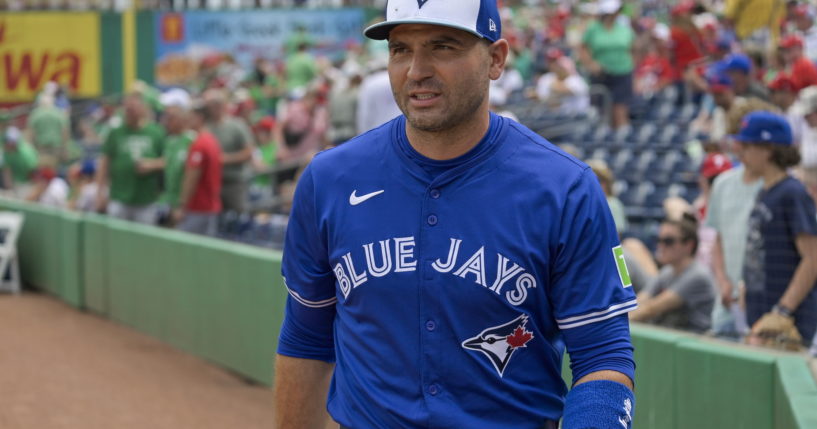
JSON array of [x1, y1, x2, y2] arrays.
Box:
[[744, 176, 817, 340]]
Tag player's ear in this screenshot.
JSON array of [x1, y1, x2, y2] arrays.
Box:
[[487, 39, 509, 81]]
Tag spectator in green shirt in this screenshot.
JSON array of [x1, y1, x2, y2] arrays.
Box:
[[26, 94, 69, 161], [1, 126, 38, 198], [579, 0, 635, 129], [160, 104, 195, 209], [95, 93, 165, 225], [285, 42, 318, 92]]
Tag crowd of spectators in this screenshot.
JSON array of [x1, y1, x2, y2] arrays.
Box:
[[0, 0, 385, 11], [2, 0, 817, 355]]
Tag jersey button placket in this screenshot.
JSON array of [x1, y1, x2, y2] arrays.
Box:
[[427, 214, 438, 226], [425, 320, 436, 331], [427, 384, 440, 396]]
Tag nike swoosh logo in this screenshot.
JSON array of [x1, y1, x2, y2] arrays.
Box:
[[349, 190, 385, 206]]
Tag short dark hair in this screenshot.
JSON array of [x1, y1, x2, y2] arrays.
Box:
[[662, 213, 699, 255]]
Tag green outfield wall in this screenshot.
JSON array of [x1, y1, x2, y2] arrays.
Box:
[[1, 197, 815, 428]]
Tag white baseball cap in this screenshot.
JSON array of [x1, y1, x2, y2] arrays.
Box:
[[159, 88, 192, 109], [4, 126, 21, 144], [364, 0, 502, 42], [597, 0, 622, 15]]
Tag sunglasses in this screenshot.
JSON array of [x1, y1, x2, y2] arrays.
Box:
[[657, 236, 682, 246]]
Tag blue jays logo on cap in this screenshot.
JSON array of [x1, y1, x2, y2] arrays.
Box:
[[732, 111, 793, 146], [364, 0, 502, 42], [462, 314, 534, 377]]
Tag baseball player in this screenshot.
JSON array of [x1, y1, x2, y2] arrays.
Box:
[[273, 1, 637, 428]]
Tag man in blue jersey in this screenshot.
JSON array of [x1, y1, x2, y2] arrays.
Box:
[[273, 1, 637, 428]]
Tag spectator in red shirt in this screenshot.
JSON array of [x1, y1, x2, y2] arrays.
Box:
[[173, 102, 224, 237], [768, 73, 806, 144], [780, 35, 817, 91], [670, 1, 705, 83], [635, 23, 675, 97]]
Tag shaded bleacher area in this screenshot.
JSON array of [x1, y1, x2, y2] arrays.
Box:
[[509, 86, 704, 251]]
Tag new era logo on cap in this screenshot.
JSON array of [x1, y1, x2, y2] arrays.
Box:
[[365, 0, 501, 42]]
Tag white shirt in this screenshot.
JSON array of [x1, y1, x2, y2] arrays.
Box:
[[535, 73, 590, 115], [39, 178, 69, 208], [801, 123, 817, 168], [801, 27, 817, 65], [356, 70, 402, 134]]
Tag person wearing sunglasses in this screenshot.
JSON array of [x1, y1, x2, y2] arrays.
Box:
[[629, 215, 716, 333]]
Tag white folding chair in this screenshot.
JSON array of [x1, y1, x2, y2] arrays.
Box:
[[0, 212, 24, 294]]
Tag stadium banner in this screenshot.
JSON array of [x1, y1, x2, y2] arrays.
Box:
[[0, 13, 102, 102], [154, 8, 366, 87]]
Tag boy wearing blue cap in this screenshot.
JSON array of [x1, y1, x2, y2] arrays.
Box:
[[735, 111, 817, 350], [722, 53, 769, 101]]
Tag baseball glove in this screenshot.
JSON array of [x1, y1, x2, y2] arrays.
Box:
[[746, 312, 803, 351]]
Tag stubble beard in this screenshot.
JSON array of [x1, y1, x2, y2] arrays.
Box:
[[396, 83, 487, 134]]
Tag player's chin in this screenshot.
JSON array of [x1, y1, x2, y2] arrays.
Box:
[[405, 111, 449, 132]]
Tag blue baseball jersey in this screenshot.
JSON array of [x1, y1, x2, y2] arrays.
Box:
[[279, 113, 637, 428]]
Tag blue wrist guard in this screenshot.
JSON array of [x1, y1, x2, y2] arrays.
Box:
[[562, 380, 635, 429]]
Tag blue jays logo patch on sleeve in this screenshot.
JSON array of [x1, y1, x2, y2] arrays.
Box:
[[462, 314, 534, 377], [417, 0, 429, 8]]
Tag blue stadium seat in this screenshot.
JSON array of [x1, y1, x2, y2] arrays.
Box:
[[633, 123, 657, 147], [655, 124, 680, 147], [591, 125, 613, 144], [611, 149, 634, 171], [589, 147, 610, 161]]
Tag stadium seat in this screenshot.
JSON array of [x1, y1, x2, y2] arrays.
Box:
[[633, 123, 657, 147], [0, 211, 24, 294], [611, 149, 634, 171]]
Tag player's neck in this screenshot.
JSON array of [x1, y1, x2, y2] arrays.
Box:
[[405, 112, 492, 161]]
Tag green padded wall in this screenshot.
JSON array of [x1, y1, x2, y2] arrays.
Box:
[[775, 356, 817, 428], [103, 219, 286, 384], [630, 325, 692, 429], [3, 197, 817, 422], [82, 214, 110, 315], [0, 199, 83, 307], [675, 340, 776, 429]]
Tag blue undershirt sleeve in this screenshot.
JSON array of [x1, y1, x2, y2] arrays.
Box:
[[276, 162, 338, 362], [562, 313, 635, 383], [277, 296, 336, 362]]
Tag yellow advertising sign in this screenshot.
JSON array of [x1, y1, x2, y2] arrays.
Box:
[[0, 13, 101, 102]]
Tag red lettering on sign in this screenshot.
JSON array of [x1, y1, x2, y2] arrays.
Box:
[[2, 51, 81, 92]]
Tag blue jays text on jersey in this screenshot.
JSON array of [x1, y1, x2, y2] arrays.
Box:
[[278, 113, 637, 429], [328, 235, 538, 306]]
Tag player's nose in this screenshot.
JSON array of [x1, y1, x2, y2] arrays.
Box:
[[406, 51, 435, 82]]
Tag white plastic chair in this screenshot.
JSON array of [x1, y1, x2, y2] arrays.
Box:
[[0, 212, 24, 294]]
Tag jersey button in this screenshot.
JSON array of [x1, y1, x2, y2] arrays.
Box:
[[430, 189, 441, 199], [428, 384, 439, 395], [426, 320, 436, 331], [427, 214, 438, 226]]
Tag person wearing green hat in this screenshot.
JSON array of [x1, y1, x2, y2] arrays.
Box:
[[736, 111, 817, 350]]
